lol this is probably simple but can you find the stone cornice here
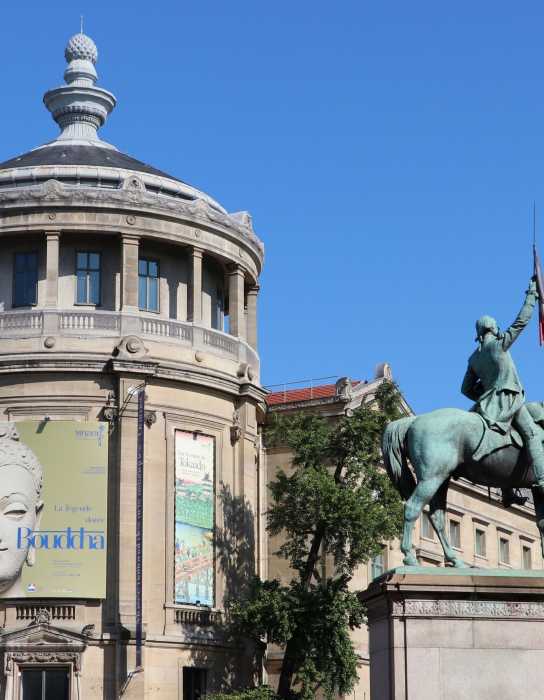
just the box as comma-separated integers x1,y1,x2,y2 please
0,178,264,266
0,353,263,399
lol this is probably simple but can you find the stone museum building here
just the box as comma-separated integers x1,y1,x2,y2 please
0,29,542,700
0,31,265,700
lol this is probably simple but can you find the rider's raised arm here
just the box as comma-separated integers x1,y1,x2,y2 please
501,278,538,350
461,365,483,401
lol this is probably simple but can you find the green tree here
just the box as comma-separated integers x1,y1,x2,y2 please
229,380,404,700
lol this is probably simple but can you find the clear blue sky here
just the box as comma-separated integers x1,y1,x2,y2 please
3,1,544,413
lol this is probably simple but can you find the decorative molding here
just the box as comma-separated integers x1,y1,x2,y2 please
392,598,544,619
32,608,51,626
5,405,92,421
144,410,157,428
230,408,242,445
0,179,264,255
5,651,81,673
16,604,76,622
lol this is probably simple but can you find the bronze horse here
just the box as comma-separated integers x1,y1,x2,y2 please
382,405,544,567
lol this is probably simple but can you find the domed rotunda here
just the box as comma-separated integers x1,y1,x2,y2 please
0,31,266,700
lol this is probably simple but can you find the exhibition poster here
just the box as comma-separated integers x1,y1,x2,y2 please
0,420,108,599
174,430,214,606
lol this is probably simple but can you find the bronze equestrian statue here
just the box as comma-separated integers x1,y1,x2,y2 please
383,278,544,567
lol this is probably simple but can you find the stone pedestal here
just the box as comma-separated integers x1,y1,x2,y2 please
361,567,544,700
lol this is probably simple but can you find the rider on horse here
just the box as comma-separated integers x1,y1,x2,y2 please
461,277,544,507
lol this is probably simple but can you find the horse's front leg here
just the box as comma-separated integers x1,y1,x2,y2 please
429,478,468,568
401,477,444,566
531,487,544,560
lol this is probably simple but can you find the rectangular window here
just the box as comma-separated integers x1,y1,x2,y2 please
138,258,159,312
449,519,461,549
371,549,386,579
175,430,214,606
522,544,532,570
421,511,434,540
13,252,38,307
499,537,510,564
21,668,70,700
183,668,207,700
76,251,101,304
475,528,486,557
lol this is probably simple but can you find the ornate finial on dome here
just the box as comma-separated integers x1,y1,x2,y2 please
42,31,117,148
65,32,98,66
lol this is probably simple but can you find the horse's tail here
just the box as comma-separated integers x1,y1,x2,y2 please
382,416,417,500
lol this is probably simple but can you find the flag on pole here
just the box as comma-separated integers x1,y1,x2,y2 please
533,244,544,345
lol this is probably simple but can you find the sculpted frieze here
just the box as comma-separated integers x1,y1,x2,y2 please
0,179,264,255
392,598,544,619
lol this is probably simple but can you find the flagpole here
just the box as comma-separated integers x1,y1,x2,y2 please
534,200,536,249
532,203,544,346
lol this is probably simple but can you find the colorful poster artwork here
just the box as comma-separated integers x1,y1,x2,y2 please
174,431,214,606
0,420,108,599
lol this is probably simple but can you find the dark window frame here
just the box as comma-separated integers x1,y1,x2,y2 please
13,250,39,308
182,667,207,700
522,544,532,570
475,528,487,558
75,250,102,306
20,665,71,700
499,536,510,565
371,548,386,579
449,519,461,550
138,257,160,312
421,510,434,540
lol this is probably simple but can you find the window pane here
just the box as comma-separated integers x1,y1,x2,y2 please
44,669,69,700
22,670,43,698
475,529,486,557
523,546,532,569
77,251,88,269
89,270,101,304
148,260,158,277
449,520,460,549
77,271,87,304
371,551,385,579
88,253,100,270
183,668,207,700
138,259,148,276
28,252,38,271
14,271,25,306
138,275,147,310
500,538,510,564
15,253,26,272
421,511,434,539
148,277,159,311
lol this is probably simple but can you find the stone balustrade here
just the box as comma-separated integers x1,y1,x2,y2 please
0,308,259,374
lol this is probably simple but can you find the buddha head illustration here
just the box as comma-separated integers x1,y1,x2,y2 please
0,423,43,596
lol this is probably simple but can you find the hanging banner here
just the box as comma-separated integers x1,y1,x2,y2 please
174,430,214,606
0,420,108,599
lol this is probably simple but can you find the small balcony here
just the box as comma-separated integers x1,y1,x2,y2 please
0,308,259,377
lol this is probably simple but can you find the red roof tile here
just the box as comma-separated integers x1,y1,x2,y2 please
266,381,361,406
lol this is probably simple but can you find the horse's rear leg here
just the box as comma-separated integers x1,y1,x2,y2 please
401,476,443,566
429,478,468,568
532,487,544,559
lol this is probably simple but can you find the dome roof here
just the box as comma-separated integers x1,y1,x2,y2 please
0,143,185,184
0,30,231,213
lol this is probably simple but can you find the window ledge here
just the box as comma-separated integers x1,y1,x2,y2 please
420,535,436,544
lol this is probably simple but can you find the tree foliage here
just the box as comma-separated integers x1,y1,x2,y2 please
206,686,279,700
229,380,404,700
